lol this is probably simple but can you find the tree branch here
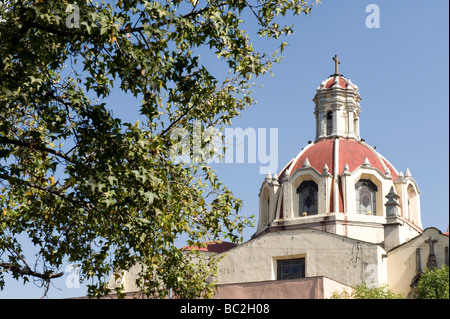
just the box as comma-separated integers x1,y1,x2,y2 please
0,136,79,165
120,1,230,34
0,262,64,281
158,103,197,138
1,247,64,281
27,21,83,38
0,173,91,208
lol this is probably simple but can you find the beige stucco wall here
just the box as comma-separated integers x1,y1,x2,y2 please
387,227,449,297
107,263,142,293
259,213,388,245
216,228,387,288
322,276,354,298
106,227,446,299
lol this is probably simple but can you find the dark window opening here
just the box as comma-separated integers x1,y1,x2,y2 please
326,111,333,136
355,179,377,215
297,181,318,216
277,258,306,280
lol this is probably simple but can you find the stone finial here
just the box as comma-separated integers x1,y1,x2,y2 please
347,79,354,89
385,186,401,217
323,163,329,175
332,75,341,88
343,163,350,175
405,168,412,178
302,157,311,168
317,81,326,91
265,171,272,181
272,173,278,181
397,171,405,183
362,157,371,167
385,167,391,177
282,169,290,181
385,186,400,203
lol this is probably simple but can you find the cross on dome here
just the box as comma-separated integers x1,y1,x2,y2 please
332,54,341,75
314,55,361,142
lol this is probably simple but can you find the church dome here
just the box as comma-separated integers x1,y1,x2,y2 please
255,55,422,244
318,74,358,90
279,139,399,182
273,138,400,216
315,55,359,91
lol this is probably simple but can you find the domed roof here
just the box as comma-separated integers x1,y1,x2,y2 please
279,139,399,181
255,56,423,242
317,74,358,91
316,55,359,91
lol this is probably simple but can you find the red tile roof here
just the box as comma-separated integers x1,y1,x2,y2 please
325,77,348,89
339,139,399,181
182,241,237,254
284,139,398,181
275,138,400,215
291,139,335,175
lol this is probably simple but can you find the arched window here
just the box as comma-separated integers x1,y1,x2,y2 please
407,184,418,222
355,179,377,215
326,111,333,136
297,181,318,216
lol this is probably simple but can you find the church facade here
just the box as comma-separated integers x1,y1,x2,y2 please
212,56,449,298
107,57,449,299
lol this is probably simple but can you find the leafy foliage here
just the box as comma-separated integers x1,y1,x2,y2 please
330,283,405,299
416,266,449,299
0,0,316,298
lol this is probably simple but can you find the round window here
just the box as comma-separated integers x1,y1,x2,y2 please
361,194,370,207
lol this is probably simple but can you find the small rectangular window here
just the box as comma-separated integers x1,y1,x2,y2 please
277,258,305,280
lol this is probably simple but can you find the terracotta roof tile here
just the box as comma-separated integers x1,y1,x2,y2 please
182,241,237,253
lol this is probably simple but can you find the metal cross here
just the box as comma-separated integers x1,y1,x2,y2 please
332,54,341,75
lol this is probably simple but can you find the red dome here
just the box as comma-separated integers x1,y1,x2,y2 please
277,139,399,214
279,139,399,181
325,77,348,89
320,75,357,90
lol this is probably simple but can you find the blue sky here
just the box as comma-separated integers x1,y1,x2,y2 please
1,0,448,298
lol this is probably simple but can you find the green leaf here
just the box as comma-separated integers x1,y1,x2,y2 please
0,0,311,299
